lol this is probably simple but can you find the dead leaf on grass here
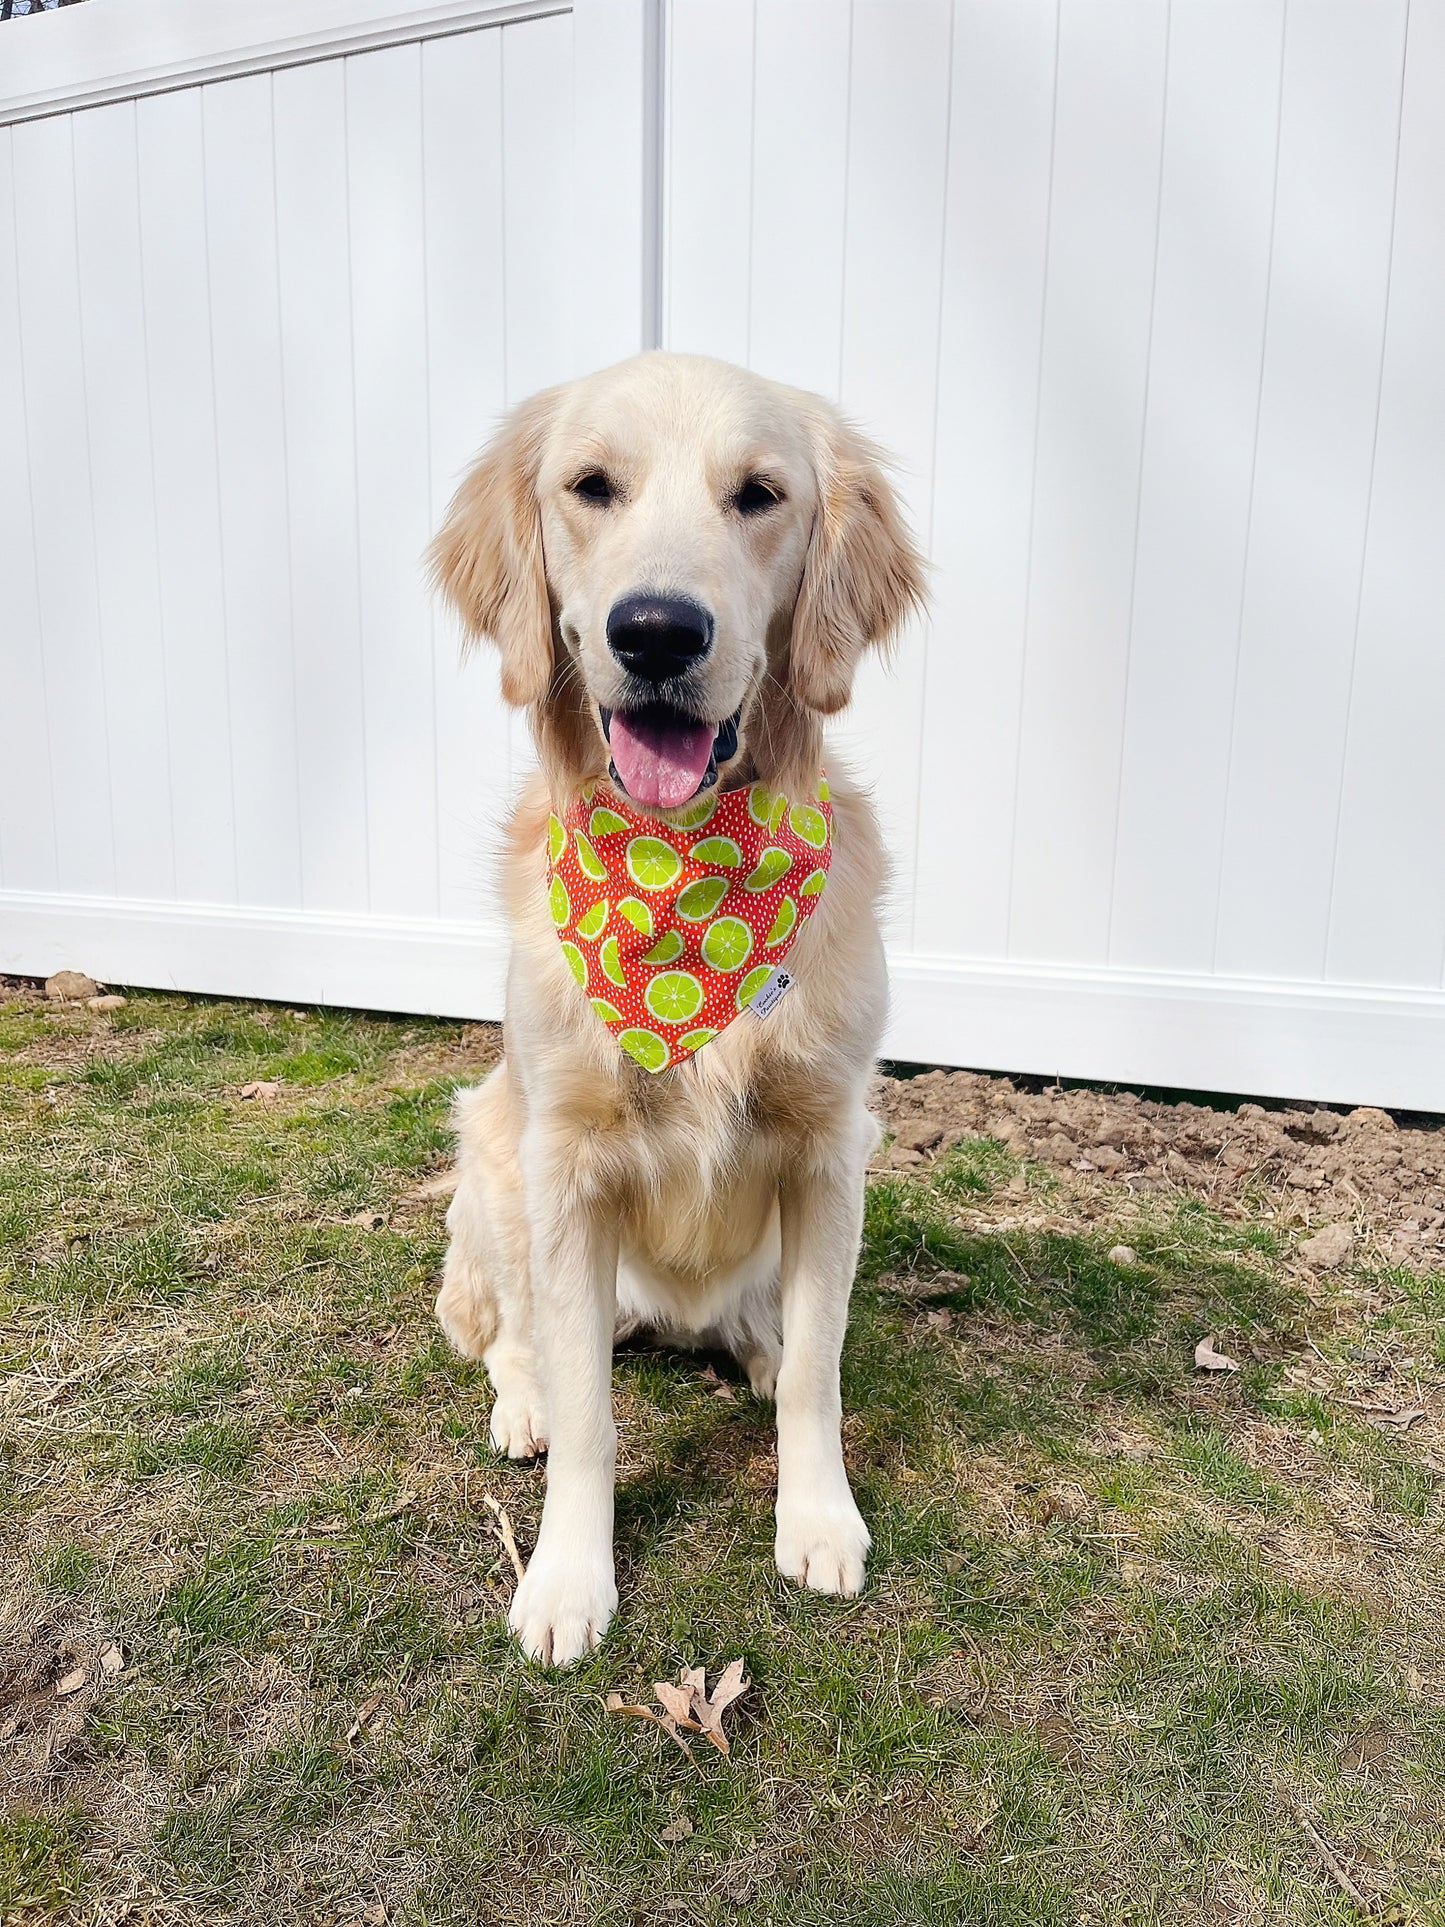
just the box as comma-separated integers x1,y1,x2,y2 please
350,1209,389,1231
240,1080,281,1101
604,1694,697,1763
55,1666,88,1697
659,1815,694,1843
98,1641,124,1677
1194,1335,1240,1373
1345,1402,1426,1430
606,1659,751,1761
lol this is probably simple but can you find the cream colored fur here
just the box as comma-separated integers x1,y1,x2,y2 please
429,353,925,1664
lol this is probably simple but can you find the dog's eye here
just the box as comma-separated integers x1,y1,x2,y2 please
734,477,783,516
571,470,614,504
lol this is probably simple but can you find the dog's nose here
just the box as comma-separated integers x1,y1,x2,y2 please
606,594,714,683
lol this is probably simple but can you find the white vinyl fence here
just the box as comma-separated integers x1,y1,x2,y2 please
2,0,1442,1110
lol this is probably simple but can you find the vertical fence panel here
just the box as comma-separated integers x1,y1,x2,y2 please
500,13,582,402
274,57,371,915
1108,0,1284,973
746,0,852,399
347,42,439,919
914,0,1057,961
1005,0,1169,964
10,112,114,898
203,73,304,910
662,0,755,366
135,86,236,907
0,125,58,894
1214,0,1408,980
72,100,174,902
1326,0,1445,992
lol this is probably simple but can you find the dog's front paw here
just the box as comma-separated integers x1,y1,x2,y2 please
775,1491,870,1596
489,1386,549,1460
509,1548,617,1666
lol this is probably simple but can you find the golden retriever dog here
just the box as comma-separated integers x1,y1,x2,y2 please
429,352,924,1664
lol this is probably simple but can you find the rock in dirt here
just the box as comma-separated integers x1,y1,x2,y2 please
87,993,127,1012
45,970,98,1002
1346,1106,1397,1133
893,1119,945,1154
1107,1245,1139,1267
1298,1223,1354,1270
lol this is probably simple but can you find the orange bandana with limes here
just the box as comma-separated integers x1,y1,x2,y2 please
547,775,832,1072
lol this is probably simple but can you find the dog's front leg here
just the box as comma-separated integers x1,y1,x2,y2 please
507,1157,619,1665
774,1125,872,1596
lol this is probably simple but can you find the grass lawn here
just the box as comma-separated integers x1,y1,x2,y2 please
1,987,1442,1925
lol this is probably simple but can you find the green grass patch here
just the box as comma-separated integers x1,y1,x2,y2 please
1,989,1440,1925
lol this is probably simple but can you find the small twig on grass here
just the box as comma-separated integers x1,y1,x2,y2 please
1292,1802,1375,1914
483,1495,526,1582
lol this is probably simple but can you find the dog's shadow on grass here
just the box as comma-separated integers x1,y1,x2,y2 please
602,1208,1301,1571
609,1339,772,1562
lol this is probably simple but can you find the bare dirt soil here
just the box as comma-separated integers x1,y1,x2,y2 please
875,1065,1445,1272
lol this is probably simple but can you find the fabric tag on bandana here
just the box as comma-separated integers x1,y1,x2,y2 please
745,965,795,1020
546,773,832,1072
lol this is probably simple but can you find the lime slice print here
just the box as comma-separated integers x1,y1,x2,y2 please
617,897,654,937
547,814,566,864
641,930,685,966
765,896,798,947
736,964,773,1012
619,1027,669,1072
800,869,827,898
768,795,788,835
590,997,623,1023
599,936,627,987
626,836,682,892
574,831,607,881
549,875,570,927
576,899,609,940
676,1027,718,1054
581,780,597,804
671,793,717,830
589,805,629,837
747,785,776,827
691,835,742,869
559,941,587,988
644,971,705,1024
676,875,729,922
743,847,792,892
701,916,753,972
789,803,828,849
818,776,830,802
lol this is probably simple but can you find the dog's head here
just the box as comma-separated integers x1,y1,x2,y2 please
430,353,925,811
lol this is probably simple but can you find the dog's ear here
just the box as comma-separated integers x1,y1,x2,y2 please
789,413,927,714
428,389,558,708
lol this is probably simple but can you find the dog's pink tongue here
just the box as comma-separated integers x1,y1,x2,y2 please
609,709,714,809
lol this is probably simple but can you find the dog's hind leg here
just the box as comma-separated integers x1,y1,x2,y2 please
435,1064,550,1459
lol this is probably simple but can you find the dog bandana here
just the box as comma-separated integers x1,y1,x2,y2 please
547,774,833,1071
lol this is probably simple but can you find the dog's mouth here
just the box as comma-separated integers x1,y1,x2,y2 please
599,702,742,811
